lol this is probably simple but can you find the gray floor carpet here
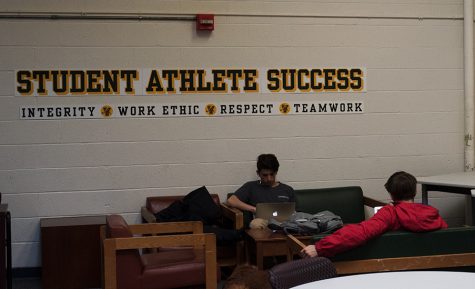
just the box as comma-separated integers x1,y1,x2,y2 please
12,278,41,289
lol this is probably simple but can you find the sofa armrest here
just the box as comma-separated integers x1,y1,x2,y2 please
141,206,157,223
220,203,244,230
363,196,387,208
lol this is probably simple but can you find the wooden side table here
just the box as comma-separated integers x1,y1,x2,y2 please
245,228,312,270
40,215,106,289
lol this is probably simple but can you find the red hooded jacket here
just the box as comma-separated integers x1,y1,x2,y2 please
315,202,448,257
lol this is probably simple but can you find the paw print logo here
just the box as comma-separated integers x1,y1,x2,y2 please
279,102,291,114
101,105,113,117
205,104,217,116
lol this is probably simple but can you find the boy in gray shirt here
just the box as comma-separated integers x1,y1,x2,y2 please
227,154,294,227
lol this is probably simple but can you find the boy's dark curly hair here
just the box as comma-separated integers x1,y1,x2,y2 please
257,154,279,173
384,171,417,201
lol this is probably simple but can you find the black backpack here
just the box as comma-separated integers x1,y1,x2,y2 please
268,211,343,235
155,186,221,225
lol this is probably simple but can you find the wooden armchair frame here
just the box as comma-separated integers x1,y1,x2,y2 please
219,203,244,230
141,200,244,267
287,197,475,275
102,221,217,289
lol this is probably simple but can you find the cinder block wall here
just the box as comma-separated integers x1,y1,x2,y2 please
0,0,466,268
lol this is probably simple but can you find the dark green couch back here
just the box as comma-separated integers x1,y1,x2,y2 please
228,186,365,227
312,226,475,261
295,186,365,224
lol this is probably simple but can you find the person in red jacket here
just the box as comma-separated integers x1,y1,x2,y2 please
301,171,448,258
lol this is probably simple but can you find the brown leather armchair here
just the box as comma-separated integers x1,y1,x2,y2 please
102,214,218,289
141,194,244,268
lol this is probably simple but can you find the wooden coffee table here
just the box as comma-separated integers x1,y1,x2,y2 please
245,228,313,270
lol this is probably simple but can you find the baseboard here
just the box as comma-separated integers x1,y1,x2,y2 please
12,267,41,278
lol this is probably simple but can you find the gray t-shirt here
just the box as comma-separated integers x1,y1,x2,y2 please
233,180,295,206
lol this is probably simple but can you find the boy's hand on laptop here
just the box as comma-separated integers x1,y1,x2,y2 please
301,245,318,258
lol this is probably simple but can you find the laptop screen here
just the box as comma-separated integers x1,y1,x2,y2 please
255,202,296,222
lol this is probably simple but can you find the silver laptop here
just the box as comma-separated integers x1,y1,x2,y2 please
255,202,296,222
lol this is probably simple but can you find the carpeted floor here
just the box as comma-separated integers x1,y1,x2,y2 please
12,278,41,289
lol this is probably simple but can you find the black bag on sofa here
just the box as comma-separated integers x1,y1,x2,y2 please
183,186,221,225
155,186,242,245
154,200,188,222
155,186,221,225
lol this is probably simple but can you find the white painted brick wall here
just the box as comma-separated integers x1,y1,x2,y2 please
0,0,468,267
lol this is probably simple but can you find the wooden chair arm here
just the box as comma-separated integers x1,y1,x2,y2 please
363,196,388,208
141,206,157,223
105,233,213,250
103,233,217,289
220,203,244,230
128,221,203,235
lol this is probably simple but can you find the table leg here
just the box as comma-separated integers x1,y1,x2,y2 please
422,184,428,205
5,212,11,289
256,242,264,270
286,248,292,262
468,191,475,226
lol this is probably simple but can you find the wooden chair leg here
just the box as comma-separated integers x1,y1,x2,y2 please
205,234,217,289
103,239,117,289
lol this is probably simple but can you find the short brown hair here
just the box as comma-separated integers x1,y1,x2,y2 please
223,265,271,289
257,154,280,173
384,171,417,201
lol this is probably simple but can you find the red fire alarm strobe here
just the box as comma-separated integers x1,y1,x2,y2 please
196,14,214,31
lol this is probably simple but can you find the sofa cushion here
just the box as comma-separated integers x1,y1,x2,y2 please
141,255,206,289
141,248,202,270
295,186,365,224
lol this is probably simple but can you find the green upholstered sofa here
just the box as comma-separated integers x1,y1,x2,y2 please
295,186,371,224
287,186,475,274
241,186,373,228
